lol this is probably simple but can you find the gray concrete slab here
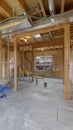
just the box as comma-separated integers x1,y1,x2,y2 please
0,78,73,130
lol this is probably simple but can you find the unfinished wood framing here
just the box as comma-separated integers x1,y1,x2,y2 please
31,47,34,81
63,43,64,85
64,23,70,100
14,36,18,92
7,36,10,81
19,21,69,38
18,0,28,12
22,51,24,76
61,0,65,13
18,21,70,100
38,0,46,17
0,0,72,104
0,0,12,17
0,40,2,79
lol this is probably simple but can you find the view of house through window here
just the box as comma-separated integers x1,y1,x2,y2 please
35,55,53,70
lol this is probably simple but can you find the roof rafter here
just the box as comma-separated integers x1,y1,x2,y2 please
0,13,5,21
61,0,65,13
38,0,46,17
18,0,28,12
0,0,12,17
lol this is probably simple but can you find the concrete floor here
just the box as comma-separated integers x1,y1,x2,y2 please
0,78,73,130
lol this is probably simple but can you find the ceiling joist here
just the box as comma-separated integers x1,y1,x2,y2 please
61,0,65,13
38,0,46,17
0,0,12,17
0,13,5,21
18,0,28,12
32,38,64,49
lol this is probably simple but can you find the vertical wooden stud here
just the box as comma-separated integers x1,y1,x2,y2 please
31,47,34,81
64,23,70,100
7,36,10,81
0,40,2,79
14,36,18,91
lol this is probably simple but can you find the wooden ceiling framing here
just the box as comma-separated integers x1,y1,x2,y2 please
0,1,71,100
0,0,73,20
0,0,73,50
38,0,46,17
61,0,65,13
0,0,12,17
18,0,28,12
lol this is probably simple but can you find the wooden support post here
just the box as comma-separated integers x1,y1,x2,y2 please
5,47,7,79
63,44,64,85
0,40,2,79
32,47,34,81
64,23,70,100
22,51,24,76
7,36,10,81
14,36,18,92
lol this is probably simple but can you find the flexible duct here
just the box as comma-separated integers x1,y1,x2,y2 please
48,0,55,16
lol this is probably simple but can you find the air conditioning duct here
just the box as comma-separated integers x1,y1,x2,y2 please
48,0,55,16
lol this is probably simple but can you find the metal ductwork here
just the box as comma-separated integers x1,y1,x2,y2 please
48,0,55,16
0,15,32,37
0,9,73,38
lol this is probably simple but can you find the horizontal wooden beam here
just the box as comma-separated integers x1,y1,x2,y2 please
0,0,12,17
32,38,64,49
17,38,64,49
19,21,69,38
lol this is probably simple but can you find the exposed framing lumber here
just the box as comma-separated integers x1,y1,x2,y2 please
0,40,2,79
14,36,18,92
61,0,65,13
0,13,5,21
18,0,28,12
19,21,69,38
38,0,46,17
18,37,64,49
0,0,12,17
7,36,10,81
64,23,70,100
63,44,64,85
32,38,64,49
30,9,42,16
31,47,34,81
22,51,24,76
17,20,70,100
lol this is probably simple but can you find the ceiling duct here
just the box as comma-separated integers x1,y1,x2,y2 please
0,15,32,35
0,9,73,38
48,0,55,16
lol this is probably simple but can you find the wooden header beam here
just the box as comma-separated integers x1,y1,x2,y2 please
17,37,64,49
19,21,69,38
32,38,64,49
